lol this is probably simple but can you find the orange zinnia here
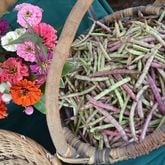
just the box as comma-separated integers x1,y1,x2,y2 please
10,79,42,106
0,102,8,119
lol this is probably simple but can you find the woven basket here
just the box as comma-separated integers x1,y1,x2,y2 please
0,129,61,165
45,0,165,164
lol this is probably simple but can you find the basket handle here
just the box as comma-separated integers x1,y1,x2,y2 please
0,0,18,16
45,0,94,158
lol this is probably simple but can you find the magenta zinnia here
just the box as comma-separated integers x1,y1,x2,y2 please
30,51,53,85
0,19,9,36
0,57,29,84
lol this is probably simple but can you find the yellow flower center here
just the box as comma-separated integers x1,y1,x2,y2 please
20,88,29,96
24,11,32,17
9,66,17,74
26,46,33,53
42,62,48,69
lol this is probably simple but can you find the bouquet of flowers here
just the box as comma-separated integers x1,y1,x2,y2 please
0,3,73,118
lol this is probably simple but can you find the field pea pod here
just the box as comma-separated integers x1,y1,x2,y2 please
60,13,165,149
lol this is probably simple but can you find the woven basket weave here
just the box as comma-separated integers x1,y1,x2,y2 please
0,129,61,165
45,0,165,164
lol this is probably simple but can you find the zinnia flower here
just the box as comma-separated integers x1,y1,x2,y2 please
1,28,25,52
15,3,29,11
0,102,7,119
24,106,34,115
10,79,42,106
33,23,57,49
0,57,29,84
0,95,8,119
30,51,53,85
15,3,43,28
15,28,26,36
0,19,9,36
0,82,12,103
1,31,18,51
17,41,36,62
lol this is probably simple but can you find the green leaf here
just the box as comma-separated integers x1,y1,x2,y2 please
62,61,77,77
38,41,47,56
24,18,35,33
6,32,42,45
34,95,46,114
60,78,65,88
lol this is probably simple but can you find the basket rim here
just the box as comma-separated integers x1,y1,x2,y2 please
45,1,165,164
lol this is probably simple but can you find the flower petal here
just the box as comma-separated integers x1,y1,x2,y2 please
24,106,34,115
1,31,18,52
2,94,12,103
0,83,5,93
15,28,26,37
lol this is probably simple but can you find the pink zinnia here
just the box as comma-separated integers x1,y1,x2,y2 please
15,3,43,28
33,23,57,49
24,106,34,115
0,57,29,84
17,41,36,62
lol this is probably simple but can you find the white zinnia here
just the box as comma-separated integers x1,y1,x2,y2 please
1,31,19,52
1,28,26,52
0,82,12,103
1,94,12,103
15,28,26,36
0,82,11,93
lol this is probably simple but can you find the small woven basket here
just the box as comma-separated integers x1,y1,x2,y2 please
0,129,61,165
45,0,165,164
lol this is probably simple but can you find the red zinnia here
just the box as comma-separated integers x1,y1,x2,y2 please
10,79,42,106
0,57,29,84
33,22,57,49
0,99,7,119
